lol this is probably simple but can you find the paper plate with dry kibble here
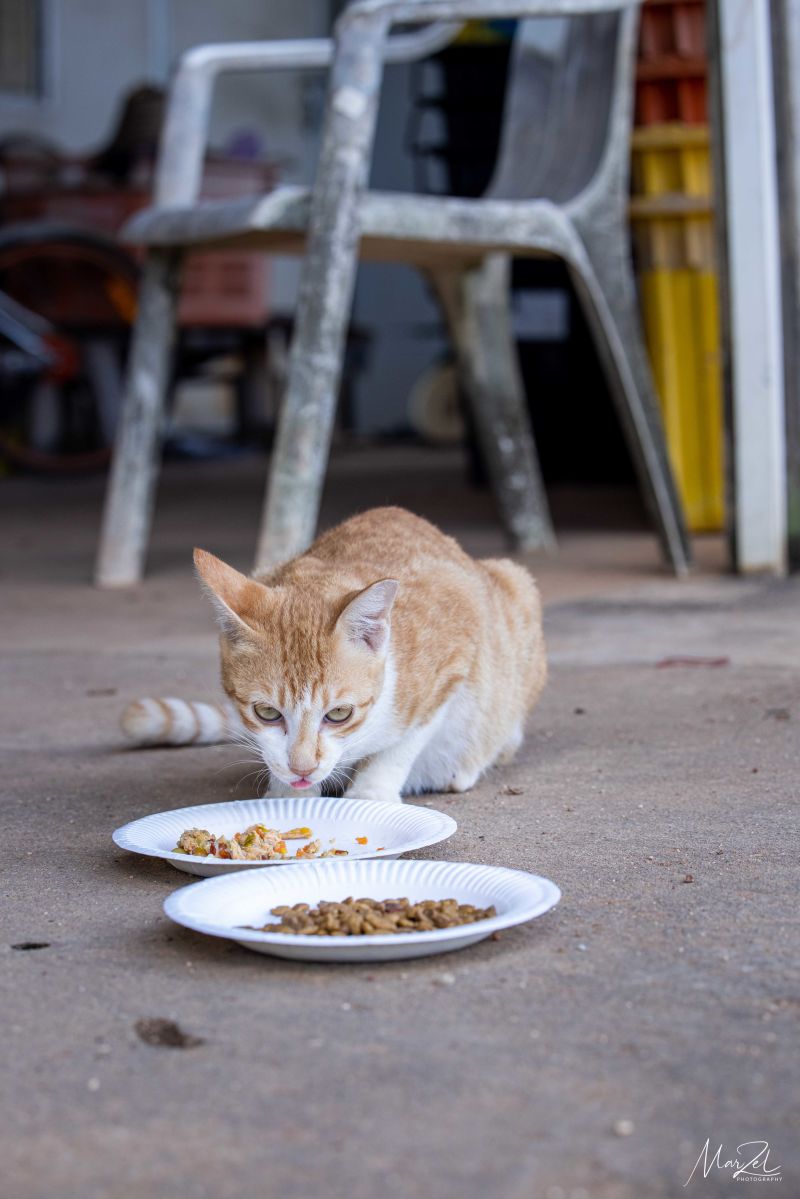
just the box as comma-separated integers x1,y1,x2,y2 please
113,796,456,877
163,858,561,962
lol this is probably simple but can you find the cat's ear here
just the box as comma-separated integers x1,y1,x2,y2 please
193,548,266,640
337,578,398,653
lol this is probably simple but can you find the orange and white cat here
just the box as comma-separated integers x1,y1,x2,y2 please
122,507,546,803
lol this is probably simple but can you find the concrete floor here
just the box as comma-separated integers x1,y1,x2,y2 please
1,447,797,1199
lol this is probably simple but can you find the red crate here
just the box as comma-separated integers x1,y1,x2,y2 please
675,77,707,123
0,187,148,233
674,4,705,57
640,6,675,58
177,252,270,328
636,76,707,125
639,1,706,61
636,0,707,125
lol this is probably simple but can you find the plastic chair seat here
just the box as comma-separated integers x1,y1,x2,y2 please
123,186,577,265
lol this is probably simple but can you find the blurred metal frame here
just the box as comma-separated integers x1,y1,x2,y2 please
153,23,461,209
771,0,800,568
709,0,787,575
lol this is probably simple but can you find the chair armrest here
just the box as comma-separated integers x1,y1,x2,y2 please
154,23,460,207
341,0,638,24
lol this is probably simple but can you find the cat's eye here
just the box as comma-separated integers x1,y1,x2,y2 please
253,703,282,723
324,705,353,724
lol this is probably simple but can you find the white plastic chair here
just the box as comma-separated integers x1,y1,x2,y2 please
95,0,689,585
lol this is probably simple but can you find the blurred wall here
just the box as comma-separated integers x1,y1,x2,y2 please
0,0,329,153
0,0,330,306
0,0,446,430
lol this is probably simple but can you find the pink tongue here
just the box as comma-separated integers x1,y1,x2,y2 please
291,778,312,789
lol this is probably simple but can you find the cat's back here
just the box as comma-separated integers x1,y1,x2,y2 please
268,507,474,588
308,507,472,577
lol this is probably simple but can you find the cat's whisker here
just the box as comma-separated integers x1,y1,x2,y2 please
324,763,355,796
227,735,261,755
233,767,269,791
211,757,260,776
253,768,272,797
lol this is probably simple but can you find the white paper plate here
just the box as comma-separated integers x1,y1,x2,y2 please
113,796,457,876
163,858,561,962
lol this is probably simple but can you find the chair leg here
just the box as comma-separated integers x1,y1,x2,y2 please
252,14,388,576
569,228,692,575
429,255,556,552
94,250,182,587
252,300,350,575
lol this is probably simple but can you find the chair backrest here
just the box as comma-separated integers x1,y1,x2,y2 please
486,7,637,205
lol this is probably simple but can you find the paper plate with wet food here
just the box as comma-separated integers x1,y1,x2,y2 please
113,796,457,877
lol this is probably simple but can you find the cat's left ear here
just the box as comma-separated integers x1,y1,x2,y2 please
337,578,398,653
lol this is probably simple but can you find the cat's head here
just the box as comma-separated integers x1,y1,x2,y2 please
194,549,398,792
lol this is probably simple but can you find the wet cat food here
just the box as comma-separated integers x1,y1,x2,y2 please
174,824,349,862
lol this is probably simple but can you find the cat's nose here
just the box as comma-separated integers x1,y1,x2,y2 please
289,754,319,777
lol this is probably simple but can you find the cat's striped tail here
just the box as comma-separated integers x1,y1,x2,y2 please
121,697,232,747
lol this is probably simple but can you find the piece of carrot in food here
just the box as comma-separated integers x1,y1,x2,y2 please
355,836,368,845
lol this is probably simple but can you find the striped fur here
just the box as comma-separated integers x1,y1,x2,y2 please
120,697,230,747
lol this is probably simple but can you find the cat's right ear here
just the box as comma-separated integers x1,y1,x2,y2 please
193,548,265,641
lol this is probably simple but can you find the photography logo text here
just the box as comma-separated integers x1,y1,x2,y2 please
684,1140,782,1186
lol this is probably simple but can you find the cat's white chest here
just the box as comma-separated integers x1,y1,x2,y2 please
340,656,476,796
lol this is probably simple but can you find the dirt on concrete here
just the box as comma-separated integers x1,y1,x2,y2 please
1,449,797,1199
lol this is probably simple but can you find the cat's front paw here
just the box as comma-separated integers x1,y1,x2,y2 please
345,785,404,805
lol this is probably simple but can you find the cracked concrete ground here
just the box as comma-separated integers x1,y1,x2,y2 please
1,448,797,1199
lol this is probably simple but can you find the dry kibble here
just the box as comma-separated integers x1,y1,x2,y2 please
245,897,497,937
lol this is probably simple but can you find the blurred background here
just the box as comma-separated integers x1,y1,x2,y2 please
0,0,795,588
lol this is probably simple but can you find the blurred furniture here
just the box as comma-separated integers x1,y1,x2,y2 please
629,0,723,534
0,118,285,453
95,0,690,586
408,25,514,197
0,223,139,473
631,125,722,532
636,0,707,124
408,28,633,494
0,139,277,330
